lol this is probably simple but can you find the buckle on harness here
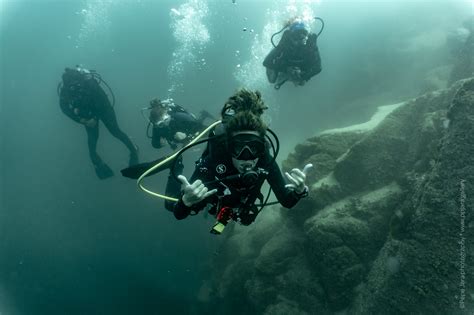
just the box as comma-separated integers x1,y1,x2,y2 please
210,206,233,235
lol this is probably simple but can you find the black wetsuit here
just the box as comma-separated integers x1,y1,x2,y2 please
152,110,205,150
263,30,322,84
172,130,304,225
59,77,137,176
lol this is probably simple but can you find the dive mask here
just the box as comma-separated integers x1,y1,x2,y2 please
155,113,171,127
229,131,265,160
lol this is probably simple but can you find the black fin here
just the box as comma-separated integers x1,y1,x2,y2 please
120,156,173,179
95,163,114,180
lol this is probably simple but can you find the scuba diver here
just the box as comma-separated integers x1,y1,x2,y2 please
121,90,312,234
58,66,139,179
263,18,323,90
134,97,215,210
145,97,214,150
122,98,212,181
174,89,312,234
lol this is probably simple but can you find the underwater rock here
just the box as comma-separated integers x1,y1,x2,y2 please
449,23,474,84
200,78,474,314
352,77,474,315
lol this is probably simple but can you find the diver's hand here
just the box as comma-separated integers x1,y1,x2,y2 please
178,175,218,207
288,66,302,79
174,132,187,141
285,163,313,194
159,137,167,147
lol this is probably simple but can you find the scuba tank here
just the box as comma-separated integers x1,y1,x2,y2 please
270,17,325,48
57,66,116,107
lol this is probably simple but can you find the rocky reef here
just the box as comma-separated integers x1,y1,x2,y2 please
196,77,474,314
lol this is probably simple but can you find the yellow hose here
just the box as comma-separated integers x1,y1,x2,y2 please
137,120,222,201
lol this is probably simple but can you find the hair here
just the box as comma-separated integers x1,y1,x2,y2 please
221,89,268,119
222,89,268,137
150,97,164,108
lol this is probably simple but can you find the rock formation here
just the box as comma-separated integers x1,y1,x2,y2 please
197,78,474,314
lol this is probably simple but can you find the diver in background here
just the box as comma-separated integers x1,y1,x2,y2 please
263,19,323,89
122,98,214,181
121,98,214,211
147,97,213,150
59,67,139,179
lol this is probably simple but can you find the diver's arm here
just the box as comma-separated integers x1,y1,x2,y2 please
266,159,303,208
173,198,204,220
263,48,285,70
89,79,112,108
264,32,291,70
172,112,200,141
302,52,321,81
301,34,322,81
151,127,165,149
264,30,293,69
263,48,278,68
59,95,82,123
173,168,217,220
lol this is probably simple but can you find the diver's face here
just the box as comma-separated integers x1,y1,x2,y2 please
232,157,259,174
150,108,169,126
156,113,171,127
291,30,308,46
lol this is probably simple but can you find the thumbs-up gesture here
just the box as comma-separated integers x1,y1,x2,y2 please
177,175,218,207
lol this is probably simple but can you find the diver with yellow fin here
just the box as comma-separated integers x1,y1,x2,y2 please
123,89,311,234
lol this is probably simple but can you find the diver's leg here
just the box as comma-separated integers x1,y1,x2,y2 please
86,125,101,165
164,156,184,212
266,68,278,84
100,105,139,166
274,72,290,89
86,125,114,179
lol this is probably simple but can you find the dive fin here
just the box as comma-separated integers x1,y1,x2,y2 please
94,162,114,180
120,156,173,179
199,110,216,122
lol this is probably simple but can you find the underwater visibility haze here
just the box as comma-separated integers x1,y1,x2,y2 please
1,0,473,314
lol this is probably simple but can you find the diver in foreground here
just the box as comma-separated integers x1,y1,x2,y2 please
58,66,139,179
263,18,323,89
173,89,312,234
